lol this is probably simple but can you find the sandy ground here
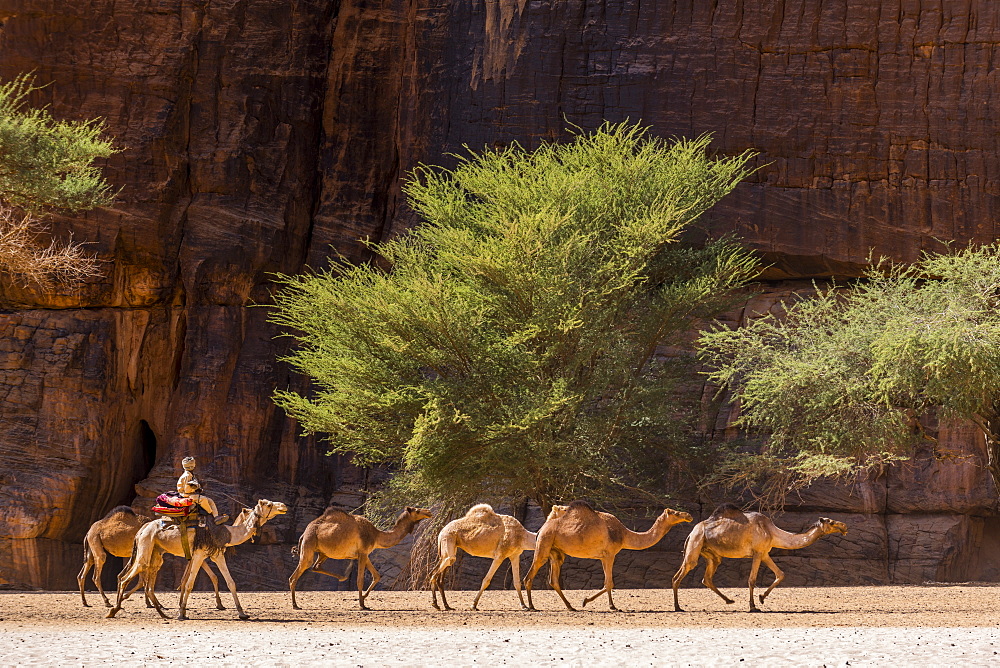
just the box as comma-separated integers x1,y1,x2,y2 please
1,586,999,665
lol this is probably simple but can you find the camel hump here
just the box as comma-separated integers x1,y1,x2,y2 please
708,503,747,521
321,506,350,518
567,500,595,513
102,505,137,520
466,503,495,516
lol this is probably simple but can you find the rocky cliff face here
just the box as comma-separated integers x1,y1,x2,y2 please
1,0,999,591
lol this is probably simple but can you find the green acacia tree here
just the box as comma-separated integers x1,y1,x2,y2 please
0,74,117,287
272,122,758,513
699,243,1000,501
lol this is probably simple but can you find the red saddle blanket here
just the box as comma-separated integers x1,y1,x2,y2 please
153,493,196,517
152,505,193,517
156,493,195,508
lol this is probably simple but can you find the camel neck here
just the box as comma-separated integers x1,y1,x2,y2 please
375,514,417,548
770,524,825,550
622,514,676,551
225,508,261,547
520,530,537,551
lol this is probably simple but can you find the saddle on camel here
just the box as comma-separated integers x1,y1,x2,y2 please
151,456,229,559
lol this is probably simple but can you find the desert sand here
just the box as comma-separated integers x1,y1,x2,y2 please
2,586,999,665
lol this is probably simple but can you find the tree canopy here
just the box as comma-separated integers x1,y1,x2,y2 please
272,122,758,513
699,243,1000,501
0,74,117,287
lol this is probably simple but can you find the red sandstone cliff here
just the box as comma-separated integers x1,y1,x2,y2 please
1,0,999,590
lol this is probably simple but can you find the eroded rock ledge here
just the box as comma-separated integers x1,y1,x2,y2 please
2,1,999,590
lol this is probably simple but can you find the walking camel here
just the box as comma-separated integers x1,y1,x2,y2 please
429,503,568,611
671,503,848,612
78,505,224,609
107,498,288,620
289,506,432,610
523,500,693,611
121,506,260,611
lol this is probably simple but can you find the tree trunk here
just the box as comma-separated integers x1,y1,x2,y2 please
979,412,1000,495
986,434,1000,494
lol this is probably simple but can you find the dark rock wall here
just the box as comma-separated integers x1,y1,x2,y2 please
1,0,999,590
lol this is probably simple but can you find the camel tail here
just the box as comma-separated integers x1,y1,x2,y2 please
680,524,706,563
292,530,308,559
118,538,139,580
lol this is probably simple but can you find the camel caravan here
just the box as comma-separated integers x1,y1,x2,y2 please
83,456,848,620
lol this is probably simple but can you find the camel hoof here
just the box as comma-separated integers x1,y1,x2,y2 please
748,607,760,613
238,613,250,620
724,599,735,605
216,605,226,611
609,606,619,612
105,608,119,619
81,602,90,608
580,598,588,608
674,607,684,612
292,604,301,610
758,595,766,604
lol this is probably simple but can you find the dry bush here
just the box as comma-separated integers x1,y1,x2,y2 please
0,205,99,289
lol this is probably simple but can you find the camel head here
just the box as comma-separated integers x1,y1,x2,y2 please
403,506,433,523
547,504,569,520
817,517,848,535
249,499,289,527
660,508,694,524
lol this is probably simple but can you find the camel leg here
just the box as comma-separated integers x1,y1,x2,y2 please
353,556,368,609
139,551,168,613
90,550,112,608
701,553,734,605
672,530,706,612
429,554,456,611
523,535,555,611
288,547,315,610
200,562,225,610
582,555,617,611
309,555,351,580
430,534,457,611
359,554,381,607
471,556,504,611
510,554,527,610
747,554,762,612
176,552,207,621
108,550,151,619
210,553,249,620
522,557,542,611
758,553,784,605
77,544,95,607
547,552,576,612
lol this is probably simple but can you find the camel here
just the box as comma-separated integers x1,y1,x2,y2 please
77,505,225,609
107,498,288,620
671,503,848,612
523,500,693,611
429,503,567,611
288,506,432,610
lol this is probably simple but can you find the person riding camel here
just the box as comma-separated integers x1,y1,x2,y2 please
176,456,228,525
